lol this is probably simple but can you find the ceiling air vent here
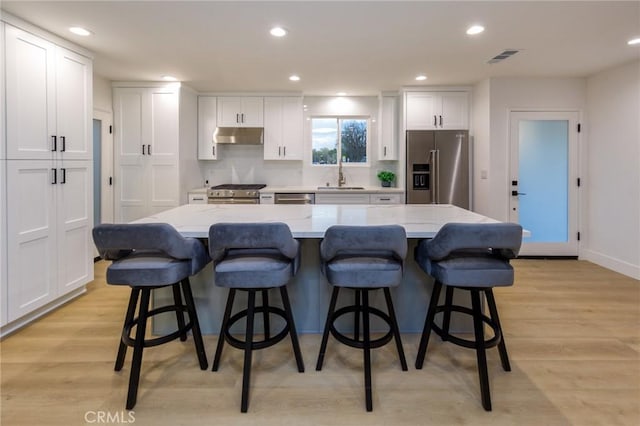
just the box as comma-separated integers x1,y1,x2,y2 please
487,49,519,64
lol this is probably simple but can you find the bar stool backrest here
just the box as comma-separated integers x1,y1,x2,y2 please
208,222,299,263
320,225,407,262
424,223,523,261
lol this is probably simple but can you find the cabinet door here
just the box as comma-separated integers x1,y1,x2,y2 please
315,193,370,204
440,92,469,129
56,47,92,160
0,160,6,326
57,160,93,294
5,25,56,160
7,160,58,321
217,97,243,126
405,92,438,130
281,97,303,159
240,97,264,127
263,97,283,160
379,96,398,160
113,88,147,222
188,192,207,204
148,89,180,213
198,96,218,160
370,193,403,204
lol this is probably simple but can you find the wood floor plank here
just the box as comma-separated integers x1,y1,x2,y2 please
1,259,639,425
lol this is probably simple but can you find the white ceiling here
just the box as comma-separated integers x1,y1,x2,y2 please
2,1,639,95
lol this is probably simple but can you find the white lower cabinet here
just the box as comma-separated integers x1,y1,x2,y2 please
316,192,403,205
370,193,403,204
188,192,207,204
6,160,92,322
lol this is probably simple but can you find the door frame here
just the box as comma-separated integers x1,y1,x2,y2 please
93,108,114,224
508,109,581,256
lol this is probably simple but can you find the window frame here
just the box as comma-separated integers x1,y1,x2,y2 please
310,115,370,167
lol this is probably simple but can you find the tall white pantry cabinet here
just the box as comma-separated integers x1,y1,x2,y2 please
113,83,201,222
1,17,94,334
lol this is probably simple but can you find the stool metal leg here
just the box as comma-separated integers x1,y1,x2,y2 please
172,284,187,342
262,289,271,340
181,279,208,370
354,289,361,341
362,290,373,412
471,289,492,411
485,289,511,372
126,287,150,410
316,286,340,371
115,288,139,371
279,286,305,372
383,288,407,371
213,288,236,371
441,286,454,342
241,290,256,413
415,281,443,369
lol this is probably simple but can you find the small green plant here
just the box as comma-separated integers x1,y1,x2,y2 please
377,170,396,182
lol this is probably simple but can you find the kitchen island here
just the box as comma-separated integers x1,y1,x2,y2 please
134,204,503,334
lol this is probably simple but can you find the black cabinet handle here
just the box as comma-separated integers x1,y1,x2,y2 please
279,146,281,156
212,145,216,156
236,113,240,123
142,145,145,155
51,136,57,152
109,176,113,186
433,115,437,126
147,144,151,155
384,146,387,156
283,146,286,157
61,168,66,184
439,115,443,126
60,136,66,152
51,168,57,184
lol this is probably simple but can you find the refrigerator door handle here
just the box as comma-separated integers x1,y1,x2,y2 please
435,149,440,203
429,150,437,203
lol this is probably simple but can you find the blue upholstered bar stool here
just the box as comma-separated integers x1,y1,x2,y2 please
414,222,523,411
92,223,210,410
316,225,408,412
208,222,305,413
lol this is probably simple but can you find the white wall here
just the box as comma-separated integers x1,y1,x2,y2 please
200,96,400,188
472,79,491,214
583,60,640,279
486,77,587,221
92,74,112,113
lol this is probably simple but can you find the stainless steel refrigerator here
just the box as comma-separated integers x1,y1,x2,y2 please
406,130,469,208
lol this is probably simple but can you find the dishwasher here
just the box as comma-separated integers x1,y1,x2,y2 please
274,193,315,204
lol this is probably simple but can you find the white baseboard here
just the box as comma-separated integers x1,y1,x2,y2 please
580,249,640,280
1,287,87,338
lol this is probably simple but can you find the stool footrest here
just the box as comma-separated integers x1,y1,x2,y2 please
122,304,193,348
432,304,502,349
329,305,394,349
224,306,290,351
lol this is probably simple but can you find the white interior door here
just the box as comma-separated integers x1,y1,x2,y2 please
509,111,580,256
94,109,114,224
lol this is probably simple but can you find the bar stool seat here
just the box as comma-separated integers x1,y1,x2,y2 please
93,223,210,410
316,225,408,412
414,222,522,411
208,222,305,413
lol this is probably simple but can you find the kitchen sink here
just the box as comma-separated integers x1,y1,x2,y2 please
317,186,365,190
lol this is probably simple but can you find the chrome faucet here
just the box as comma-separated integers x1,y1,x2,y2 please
338,157,346,187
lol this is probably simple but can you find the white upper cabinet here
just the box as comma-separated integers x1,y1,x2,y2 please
217,96,264,127
198,96,218,160
406,91,469,130
263,97,303,160
5,24,92,160
378,95,398,160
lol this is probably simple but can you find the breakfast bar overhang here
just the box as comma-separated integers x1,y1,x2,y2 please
133,203,513,334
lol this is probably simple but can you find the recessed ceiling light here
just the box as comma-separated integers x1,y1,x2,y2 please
270,27,287,37
415,75,427,81
336,92,347,96
466,25,485,35
69,27,91,36
162,75,178,81
289,75,300,81
628,38,640,45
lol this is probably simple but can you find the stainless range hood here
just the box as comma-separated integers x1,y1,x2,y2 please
213,127,263,145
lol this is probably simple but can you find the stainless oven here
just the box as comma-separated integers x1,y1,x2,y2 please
207,184,266,204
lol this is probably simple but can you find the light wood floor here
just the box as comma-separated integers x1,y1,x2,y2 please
1,260,638,425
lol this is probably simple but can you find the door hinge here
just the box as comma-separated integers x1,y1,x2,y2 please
577,231,581,241
577,177,581,187
577,123,581,133
109,125,113,134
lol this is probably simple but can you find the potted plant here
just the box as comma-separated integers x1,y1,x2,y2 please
377,170,396,187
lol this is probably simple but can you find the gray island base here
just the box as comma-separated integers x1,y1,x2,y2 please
134,204,502,334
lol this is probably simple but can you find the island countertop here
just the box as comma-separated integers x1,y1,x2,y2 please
134,203,500,238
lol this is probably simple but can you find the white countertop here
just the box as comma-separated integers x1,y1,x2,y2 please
133,203,500,238
262,185,404,194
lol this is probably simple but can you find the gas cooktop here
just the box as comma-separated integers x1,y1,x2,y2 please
210,184,266,190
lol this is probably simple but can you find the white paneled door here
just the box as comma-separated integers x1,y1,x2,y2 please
509,111,580,256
